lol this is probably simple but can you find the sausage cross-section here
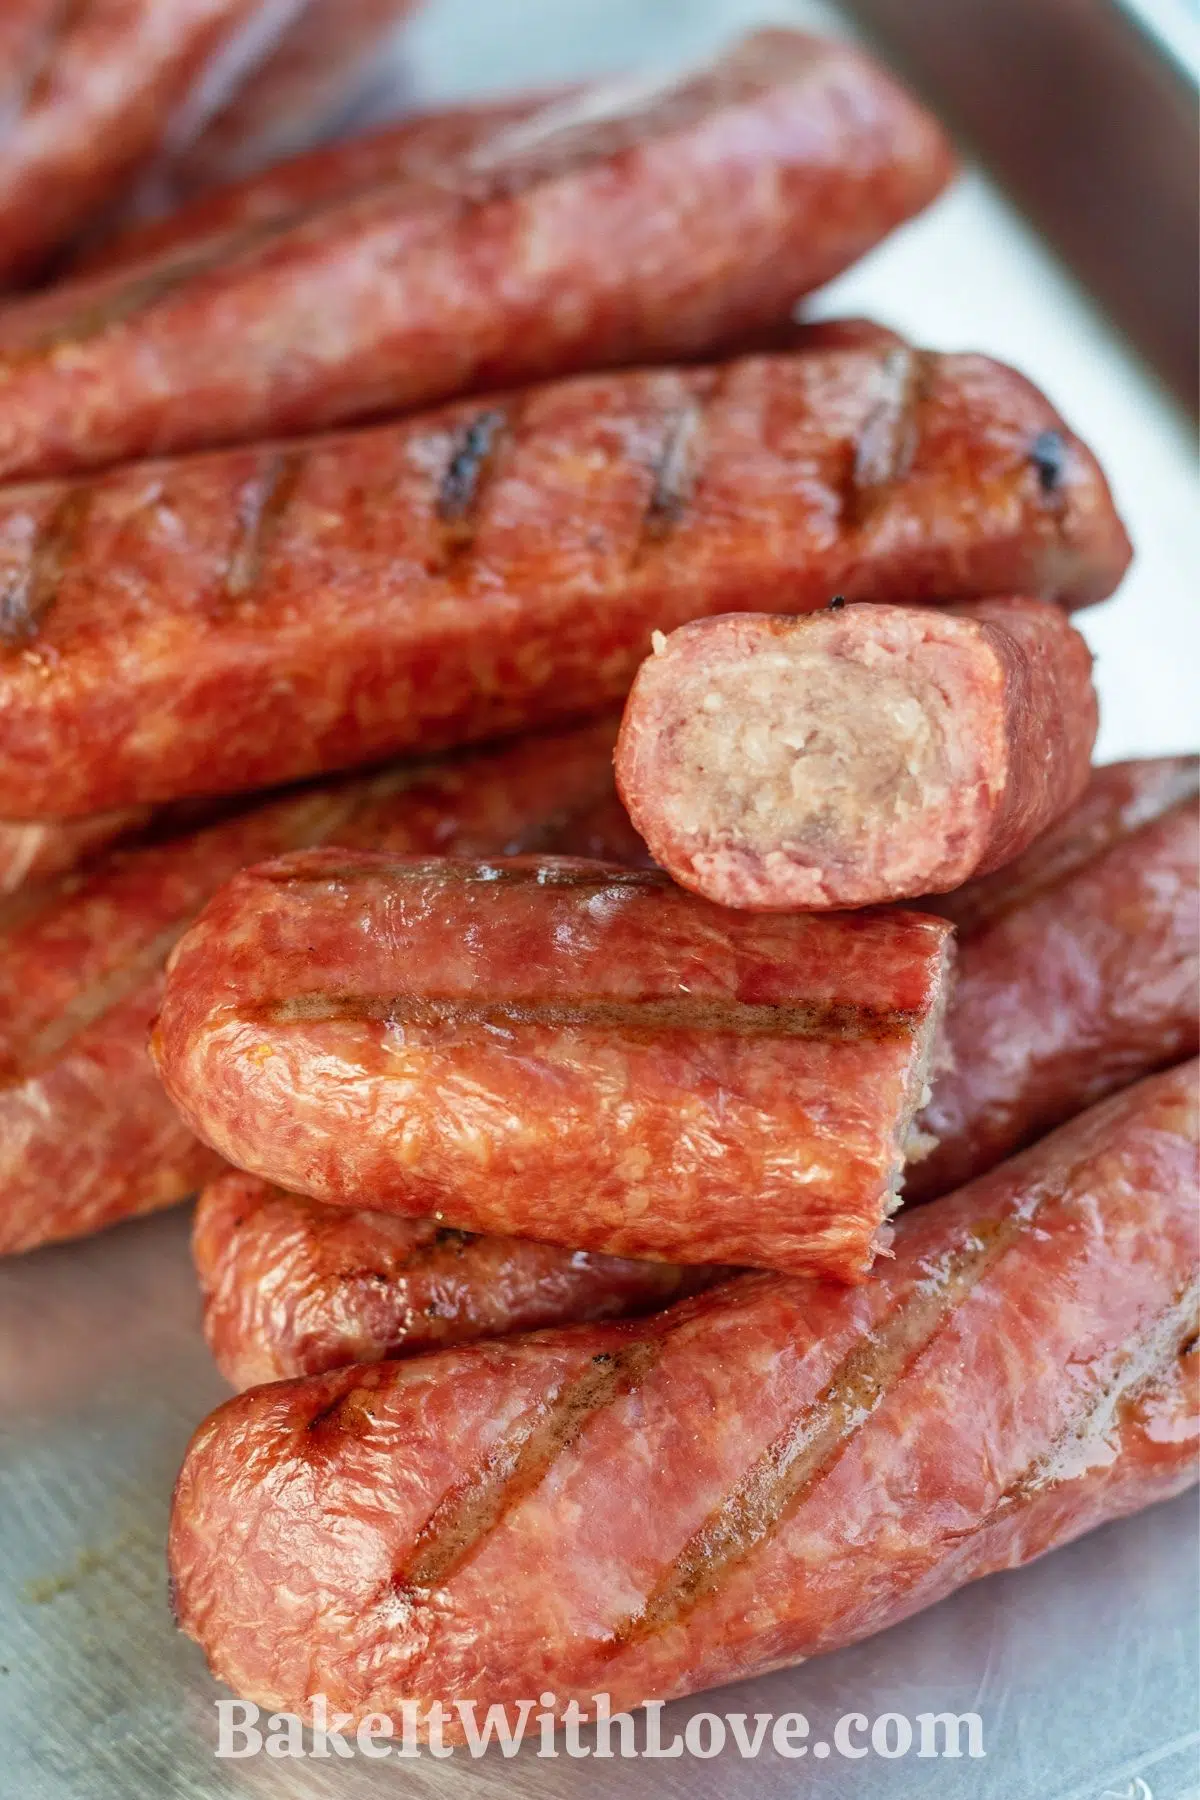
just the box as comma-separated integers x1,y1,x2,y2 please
0,344,1129,819
168,1062,1200,1735
614,597,1099,909
152,850,955,1281
0,28,954,481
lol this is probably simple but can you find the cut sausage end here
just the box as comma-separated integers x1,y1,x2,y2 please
617,607,1014,909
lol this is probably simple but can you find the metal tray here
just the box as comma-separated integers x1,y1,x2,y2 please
2,4,1197,1797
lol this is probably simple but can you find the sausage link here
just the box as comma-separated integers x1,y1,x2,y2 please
152,850,954,1280
0,345,1129,819
907,757,1200,1199
168,1062,1199,1735
73,87,556,279
0,28,953,480
194,1169,722,1390
0,0,304,284
0,719,641,1256
615,597,1099,909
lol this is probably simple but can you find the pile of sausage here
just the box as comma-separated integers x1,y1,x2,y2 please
2,19,1195,1744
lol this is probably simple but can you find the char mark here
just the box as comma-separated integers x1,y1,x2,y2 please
1030,429,1068,496
636,398,705,552
0,482,91,646
603,1208,1029,1651
223,449,306,600
250,989,922,1045
390,1337,662,1593
435,409,508,551
847,347,931,525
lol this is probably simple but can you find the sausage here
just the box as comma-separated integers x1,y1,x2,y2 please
152,851,954,1281
0,806,152,899
0,28,955,480
0,0,305,285
0,719,642,1256
73,87,555,279
194,1169,722,1390
614,597,1099,909
906,756,1200,1200
144,0,422,201
0,344,1130,820
167,1061,1200,1736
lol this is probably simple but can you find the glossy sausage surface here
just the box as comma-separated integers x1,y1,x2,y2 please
615,597,1098,908
0,344,1129,818
153,850,954,1280
168,1062,1200,1733
195,1169,719,1389
908,756,1200,1199
0,29,953,480
0,720,638,1255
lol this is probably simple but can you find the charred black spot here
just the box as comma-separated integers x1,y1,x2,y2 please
828,594,846,610
1030,429,1068,495
437,410,507,526
592,1352,613,1365
166,1571,181,1627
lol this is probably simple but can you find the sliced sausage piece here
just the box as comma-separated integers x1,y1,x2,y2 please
0,719,640,1256
168,1062,1199,1736
152,851,954,1281
615,598,1099,910
0,346,1129,820
907,757,1200,1199
194,1170,720,1389
0,28,955,480
0,0,303,285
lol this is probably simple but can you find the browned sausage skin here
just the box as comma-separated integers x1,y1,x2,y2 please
0,0,302,284
0,719,643,1257
0,29,954,481
615,597,1099,909
168,1062,1199,1736
153,850,954,1281
194,1170,721,1390
908,756,1200,1199
0,344,1128,820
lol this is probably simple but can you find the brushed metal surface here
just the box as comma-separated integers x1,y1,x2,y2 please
2,4,1198,1797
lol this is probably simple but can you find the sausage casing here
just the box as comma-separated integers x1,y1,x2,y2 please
152,851,954,1280
615,597,1099,908
194,1169,719,1390
0,344,1129,819
0,720,640,1255
168,1061,1200,1734
0,29,953,480
908,756,1200,1199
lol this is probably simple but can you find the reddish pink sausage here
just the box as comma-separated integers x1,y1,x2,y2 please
152,851,954,1281
908,756,1200,1199
0,720,642,1256
615,598,1099,909
0,29,954,481
0,344,1128,820
168,1062,1199,1736
0,0,300,284
194,1169,719,1390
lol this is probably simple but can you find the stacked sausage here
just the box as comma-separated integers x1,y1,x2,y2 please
1,22,1194,1742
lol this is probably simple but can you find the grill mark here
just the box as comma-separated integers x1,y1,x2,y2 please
982,1279,1200,1513
254,856,666,892
222,449,306,600
1029,429,1068,500
246,990,921,1045
632,395,706,559
390,1338,662,1594
846,347,931,526
435,409,509,557
0,482,91,645
602,1207,1032,1651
